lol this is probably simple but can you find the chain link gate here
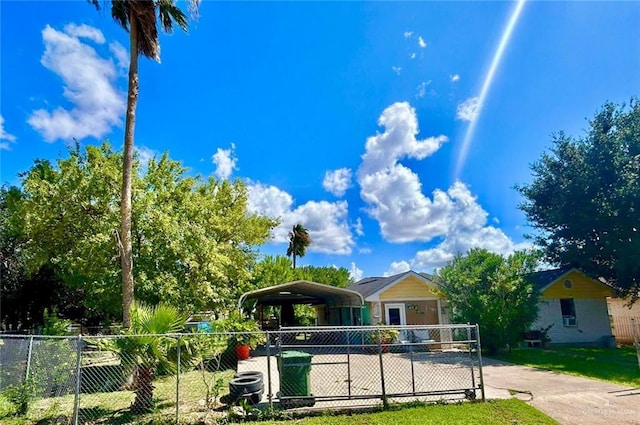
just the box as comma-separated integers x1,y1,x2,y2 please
249,324,484,409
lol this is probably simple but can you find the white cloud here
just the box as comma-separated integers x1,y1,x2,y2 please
358,247,372,254
63,23,105,44
247,182,354,254
358,102,447,179
450,74,460,83
391,66,402,75
323,167,352,197
0,116,17,150
403,31,413,38
28,24,126,142
415,81,431,99
109,41,129,71
418,36,427,48
384,261,411,277
410,52,416,60
349,262,364,282
356,103,526,269
456,96,479,122
212,143,238,180
354,217,364,236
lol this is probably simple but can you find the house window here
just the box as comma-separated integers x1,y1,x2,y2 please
563,279,573,289
560,298,577,327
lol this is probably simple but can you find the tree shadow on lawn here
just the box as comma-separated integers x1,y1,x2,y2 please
76,402,175,425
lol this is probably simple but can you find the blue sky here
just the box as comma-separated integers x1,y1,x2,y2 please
1,1,639,281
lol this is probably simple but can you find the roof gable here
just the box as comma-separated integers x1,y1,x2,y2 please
526,267,614,297
349,271,439,301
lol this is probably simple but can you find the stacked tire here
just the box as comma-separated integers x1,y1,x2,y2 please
228,371,264,405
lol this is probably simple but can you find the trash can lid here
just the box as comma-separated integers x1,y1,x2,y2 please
277,350,313,359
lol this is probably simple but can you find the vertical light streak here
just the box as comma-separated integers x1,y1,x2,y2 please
455,0,527,178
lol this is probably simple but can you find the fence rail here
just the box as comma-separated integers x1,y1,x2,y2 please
0,324,483,424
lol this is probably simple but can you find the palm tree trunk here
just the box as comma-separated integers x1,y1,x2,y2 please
292,253,296,270
132,365,154,412
121,10,139,329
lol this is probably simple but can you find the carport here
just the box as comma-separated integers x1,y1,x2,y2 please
239,280,364,329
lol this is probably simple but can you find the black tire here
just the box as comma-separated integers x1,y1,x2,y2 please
229,376,263,396
250,392,262,405
233,371,264,382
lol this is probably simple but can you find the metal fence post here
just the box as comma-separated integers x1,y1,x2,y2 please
72,335,82,425
377,328,387,407
466,325,476,392
24,335,34,382
475,324,486,402
266,331,273,408
176,335,181,424
346,329,352,398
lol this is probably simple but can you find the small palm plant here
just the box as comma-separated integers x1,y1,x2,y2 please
98,302,187,412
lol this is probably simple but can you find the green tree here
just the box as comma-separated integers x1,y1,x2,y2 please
516,100,640,300
437,248,540,355
10,143,277,320
250,255,352,288
294,265,352,288
286,224,311,269
89,0,201,328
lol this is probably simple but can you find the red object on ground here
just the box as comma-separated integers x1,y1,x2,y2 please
236,344,251,360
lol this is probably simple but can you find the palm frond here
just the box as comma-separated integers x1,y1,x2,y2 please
157,0,188,33
110,0,130,31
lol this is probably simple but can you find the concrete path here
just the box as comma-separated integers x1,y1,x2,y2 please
482,358,640,425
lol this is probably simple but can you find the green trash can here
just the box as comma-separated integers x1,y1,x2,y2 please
277,350,313,398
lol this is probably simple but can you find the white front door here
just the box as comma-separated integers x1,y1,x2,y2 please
384,303,406,326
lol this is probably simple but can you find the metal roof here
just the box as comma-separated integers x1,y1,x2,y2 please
238,280,364,308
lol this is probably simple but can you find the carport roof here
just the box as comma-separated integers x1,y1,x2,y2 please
238,280,364,308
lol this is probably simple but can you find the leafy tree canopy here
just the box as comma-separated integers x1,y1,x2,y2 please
516,100,640,300
251,255,352,288
437,248,540,354
8,143,277,322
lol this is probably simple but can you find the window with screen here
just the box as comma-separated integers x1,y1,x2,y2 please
560,298,577,326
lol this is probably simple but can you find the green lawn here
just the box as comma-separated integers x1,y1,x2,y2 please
242,400,557,425
493,346,640,387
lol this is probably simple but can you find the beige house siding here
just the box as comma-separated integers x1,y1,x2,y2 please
379,275,439,300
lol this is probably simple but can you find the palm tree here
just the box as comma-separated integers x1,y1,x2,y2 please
286,224,311,269
89,0,200,328
98,302,188,412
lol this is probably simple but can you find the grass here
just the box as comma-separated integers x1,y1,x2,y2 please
241,399,558,425
493,346,640,387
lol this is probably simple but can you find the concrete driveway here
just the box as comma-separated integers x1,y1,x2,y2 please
482,358,640,425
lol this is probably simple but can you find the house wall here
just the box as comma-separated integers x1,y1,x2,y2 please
379,275,439,300
379,300,439,325
534,297,612,344
541,270,613,298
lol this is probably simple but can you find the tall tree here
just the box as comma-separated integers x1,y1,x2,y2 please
89,0,200,327
437,249,540,355
516,100,640,301
286,224,311,269
10,143,277,320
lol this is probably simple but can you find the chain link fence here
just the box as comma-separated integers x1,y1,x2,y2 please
0,324,483,423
